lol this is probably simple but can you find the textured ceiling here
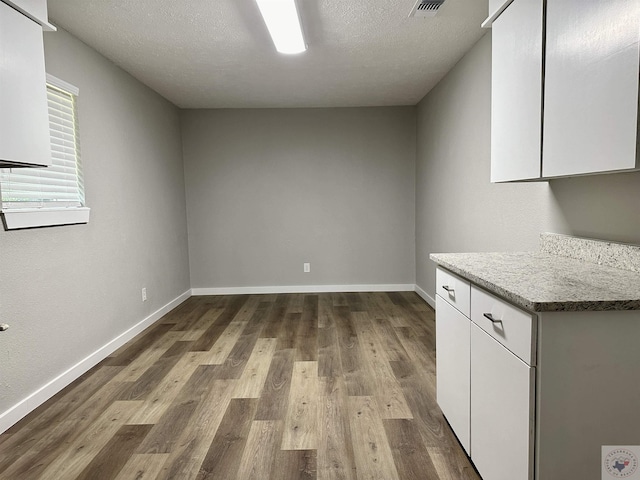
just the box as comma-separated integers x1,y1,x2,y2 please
47,0,489,108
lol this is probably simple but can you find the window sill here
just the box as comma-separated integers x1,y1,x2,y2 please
1,207,90,230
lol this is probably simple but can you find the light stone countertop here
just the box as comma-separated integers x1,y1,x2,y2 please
430,251,640,312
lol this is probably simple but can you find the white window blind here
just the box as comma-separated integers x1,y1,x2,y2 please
0,77,84,209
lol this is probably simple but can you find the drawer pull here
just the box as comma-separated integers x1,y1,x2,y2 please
483,313,502,323
442,285,455,293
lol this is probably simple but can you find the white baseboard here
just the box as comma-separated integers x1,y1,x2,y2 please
0,289,191,435
415,284,435,309
191,284,416,296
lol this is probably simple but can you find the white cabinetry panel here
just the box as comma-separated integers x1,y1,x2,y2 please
470,323,535,480
0,1,50,168
536,310,640,479
543,0,640,177
490,0,543,182
435,295,470,454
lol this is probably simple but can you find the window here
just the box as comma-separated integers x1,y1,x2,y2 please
0,74,90,230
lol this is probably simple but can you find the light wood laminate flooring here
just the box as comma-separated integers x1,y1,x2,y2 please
0,292,480,480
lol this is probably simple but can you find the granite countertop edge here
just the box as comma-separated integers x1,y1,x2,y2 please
430,253,640,313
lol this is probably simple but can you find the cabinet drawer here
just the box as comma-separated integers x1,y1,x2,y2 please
436,267,471,317
471,286,536,365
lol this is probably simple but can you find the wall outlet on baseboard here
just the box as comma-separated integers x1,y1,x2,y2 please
141,287,147,302
303,263,310,273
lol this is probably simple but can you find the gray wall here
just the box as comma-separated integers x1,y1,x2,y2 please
0,29,190,414
182,108,416,289
416,32,640,299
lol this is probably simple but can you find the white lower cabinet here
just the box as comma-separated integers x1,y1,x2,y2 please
436,267,536,479
435,295,470,454
470,323,535,480
436,266,640,480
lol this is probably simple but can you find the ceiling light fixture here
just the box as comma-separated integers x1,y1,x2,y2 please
256,0,307,54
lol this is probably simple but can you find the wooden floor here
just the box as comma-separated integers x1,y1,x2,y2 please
0,292,480,480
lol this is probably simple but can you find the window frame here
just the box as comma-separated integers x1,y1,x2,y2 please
0,74,90,230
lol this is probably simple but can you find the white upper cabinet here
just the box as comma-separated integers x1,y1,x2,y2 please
489,0,640,182
489,0,511,13
0,1,51,168
2,0,52,28
490,0,543,182
484,0,515,26
542,0,640,178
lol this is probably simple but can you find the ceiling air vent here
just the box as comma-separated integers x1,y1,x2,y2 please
409,0,445,17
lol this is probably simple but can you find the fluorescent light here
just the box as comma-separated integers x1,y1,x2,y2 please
256,0,307,54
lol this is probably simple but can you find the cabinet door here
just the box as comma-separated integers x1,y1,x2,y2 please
436,295,471,454
543,0,640,177
0,1,51,167
490,0,544,182
470,323,534,480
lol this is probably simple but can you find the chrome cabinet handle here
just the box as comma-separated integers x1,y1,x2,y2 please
442,285,454,293
483,313,502,323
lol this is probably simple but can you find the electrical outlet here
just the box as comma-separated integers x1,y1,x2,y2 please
142,288,147,302
303,263,310,273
